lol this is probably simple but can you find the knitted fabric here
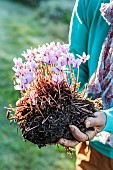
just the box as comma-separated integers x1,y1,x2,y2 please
86,2,113,147
87,2,113,109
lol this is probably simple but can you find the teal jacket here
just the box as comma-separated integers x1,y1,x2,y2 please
69,0,113,158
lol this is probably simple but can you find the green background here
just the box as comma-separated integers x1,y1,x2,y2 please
0,0,76,169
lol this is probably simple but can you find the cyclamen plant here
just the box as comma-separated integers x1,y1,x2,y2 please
13,42,89,93
8,42,97,149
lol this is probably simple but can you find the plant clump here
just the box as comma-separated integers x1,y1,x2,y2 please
6,42,102,148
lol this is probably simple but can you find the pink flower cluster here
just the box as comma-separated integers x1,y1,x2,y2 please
13,42,90,91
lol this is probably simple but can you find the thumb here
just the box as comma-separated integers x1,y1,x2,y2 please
85,111,106,128
85,117,98,128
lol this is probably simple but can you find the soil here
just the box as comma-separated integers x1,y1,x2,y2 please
8,81,102,148
17,100,99,148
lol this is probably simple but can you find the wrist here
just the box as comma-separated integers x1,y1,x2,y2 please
102,108,113,132
99,111,107,130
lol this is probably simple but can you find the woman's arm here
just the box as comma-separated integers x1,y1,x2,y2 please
58,0,113,148
69,0,89,90
103,108,113,133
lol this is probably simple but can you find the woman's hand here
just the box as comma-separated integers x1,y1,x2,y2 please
58,111,106,148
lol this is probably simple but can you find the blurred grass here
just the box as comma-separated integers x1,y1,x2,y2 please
0,0,76,169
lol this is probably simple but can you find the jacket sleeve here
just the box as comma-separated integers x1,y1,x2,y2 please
69,1,113,133
69,0,89,91
103,108,113,133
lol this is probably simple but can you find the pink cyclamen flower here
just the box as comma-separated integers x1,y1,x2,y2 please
76,52,90,63
50,67,60,73
21,48,38,62
57,75,64,84
15,72,34,91
24,73,34,84
14,85,21,90
14,69,25,77
52,74,64,84
67,53,76,65
13,42,90,92
13,57,23,68
58,56,67,66
56,64,62,71
73,58,82,68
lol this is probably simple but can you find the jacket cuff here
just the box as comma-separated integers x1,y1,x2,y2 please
102,108,113,133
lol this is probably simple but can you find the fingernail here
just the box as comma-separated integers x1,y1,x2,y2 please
86,121,90,128
61,142,64,145
61,139,65,145
69,125,74,131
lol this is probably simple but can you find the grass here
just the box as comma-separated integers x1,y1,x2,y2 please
0,0,76,169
